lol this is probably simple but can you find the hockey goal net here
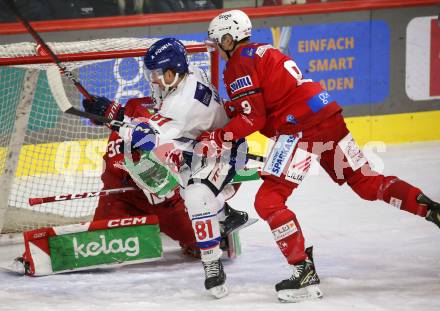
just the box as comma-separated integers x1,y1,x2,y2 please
0,37,216,234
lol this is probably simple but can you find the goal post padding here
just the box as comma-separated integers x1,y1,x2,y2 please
23,215,161,276
0,38,214,234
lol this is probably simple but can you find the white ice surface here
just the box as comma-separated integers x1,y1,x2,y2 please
1,142,440,311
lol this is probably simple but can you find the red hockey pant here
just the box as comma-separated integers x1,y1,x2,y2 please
254,113,424,265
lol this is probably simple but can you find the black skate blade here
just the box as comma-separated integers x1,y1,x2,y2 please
227,217,258,235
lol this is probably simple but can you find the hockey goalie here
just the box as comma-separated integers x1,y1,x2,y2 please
15,71,254,276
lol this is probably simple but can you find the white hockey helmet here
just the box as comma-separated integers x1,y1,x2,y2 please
208,10,252,45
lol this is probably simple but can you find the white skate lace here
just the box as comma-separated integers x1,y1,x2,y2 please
289,263,304,280
203,260,220,278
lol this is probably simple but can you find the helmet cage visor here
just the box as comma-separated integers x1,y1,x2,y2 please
146,68,165,83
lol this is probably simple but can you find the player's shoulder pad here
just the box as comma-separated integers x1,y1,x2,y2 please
193,81,212,107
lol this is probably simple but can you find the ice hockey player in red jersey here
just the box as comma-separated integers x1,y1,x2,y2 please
203,9,440,303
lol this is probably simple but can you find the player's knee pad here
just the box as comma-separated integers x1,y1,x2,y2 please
184,183,221,218
217,184,237,202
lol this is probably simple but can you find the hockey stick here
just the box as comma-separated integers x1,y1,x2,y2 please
5,0,93,101
28,187,138,206
6,0,266,163
28,165,262,206
8,2,265,164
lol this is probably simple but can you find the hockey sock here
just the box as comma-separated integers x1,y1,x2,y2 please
267,209,307,264
380,178,426,216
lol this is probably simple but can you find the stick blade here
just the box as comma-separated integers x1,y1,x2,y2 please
28,198,43,206
46,65,73,112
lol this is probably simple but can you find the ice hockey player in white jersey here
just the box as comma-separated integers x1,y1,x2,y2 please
119,38,249,299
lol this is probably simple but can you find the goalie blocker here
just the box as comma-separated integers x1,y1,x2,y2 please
18,216,162,276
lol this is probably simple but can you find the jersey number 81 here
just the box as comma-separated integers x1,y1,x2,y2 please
195,219,214,240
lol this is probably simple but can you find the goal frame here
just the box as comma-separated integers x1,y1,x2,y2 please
0,39,219,235
0,44,219,87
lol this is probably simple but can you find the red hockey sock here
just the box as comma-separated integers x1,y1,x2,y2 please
267,209,307,264
381,178,426,216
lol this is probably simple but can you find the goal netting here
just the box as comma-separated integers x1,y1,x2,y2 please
0,37,215,234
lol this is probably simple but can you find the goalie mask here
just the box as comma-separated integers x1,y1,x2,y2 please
208,9,252,55
144,38,189,93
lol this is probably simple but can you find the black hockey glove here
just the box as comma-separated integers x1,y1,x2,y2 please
82,96,124,126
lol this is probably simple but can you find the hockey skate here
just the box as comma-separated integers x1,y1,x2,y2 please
275,247,323,303
220,203,258,258
417,193,440,228
202,259,228,298
221,203,249,236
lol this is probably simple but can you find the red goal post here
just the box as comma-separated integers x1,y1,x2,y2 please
0,37,218,235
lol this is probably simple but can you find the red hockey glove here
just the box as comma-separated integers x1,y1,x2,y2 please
195,129,233,157
124,97,155,120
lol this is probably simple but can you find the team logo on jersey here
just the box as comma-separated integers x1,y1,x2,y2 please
241,47,256,58
229,75,253,93
194,82,212,106
307,91,331,113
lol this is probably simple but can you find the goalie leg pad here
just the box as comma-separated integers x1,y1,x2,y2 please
21,216,162,276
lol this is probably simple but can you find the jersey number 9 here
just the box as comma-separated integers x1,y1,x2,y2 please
284,60,312,86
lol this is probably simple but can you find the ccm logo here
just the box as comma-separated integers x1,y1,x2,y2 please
108,217,148,227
